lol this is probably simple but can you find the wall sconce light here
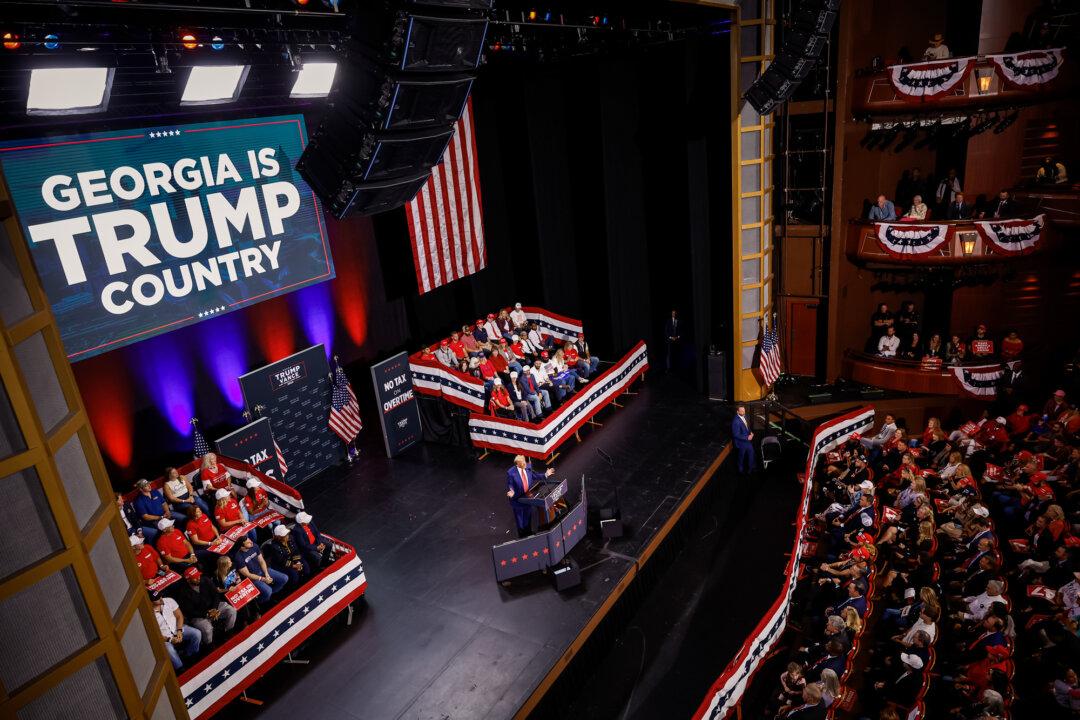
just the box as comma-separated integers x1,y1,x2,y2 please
975,67,994,94
960,232,977,256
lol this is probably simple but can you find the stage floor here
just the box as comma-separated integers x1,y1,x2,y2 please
217,376,737,720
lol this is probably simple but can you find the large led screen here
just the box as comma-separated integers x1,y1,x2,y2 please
0,115,334,360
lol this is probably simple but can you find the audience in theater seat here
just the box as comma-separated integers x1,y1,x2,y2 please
293,511,333,570
264,524,310,588
1036,156,1068,185
163,466,209,516
945,334,967,364
923,32,951,60
156,518,199,572
982,189,1017,220
935,168,962,211
201,453,246,500
970,324,995,358
947,191,974,220
519,366,550,417
473,318,489,345
869,194,898,221
460,326,479,357
185,505,222,566
510,302,527,328
1000,330,1024,361
133,478,171,544
175,566,236,649
488,377,513,418
506,371,535,421
152,591,201,670
924,333,944,360
213,488,257,543
233,536,289,604
131,534,167,584
878,326,901,357
572,333,600,378
903,194,928,221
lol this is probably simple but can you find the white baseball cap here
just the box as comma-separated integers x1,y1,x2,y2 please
246,478,262,489
859,480,874,491
493,377,502,385
514,302,522,309
157,518,174,530
973,505,990,518
129,534,144,546
900,653,924,670
296,511,312,524
273,525,290,537
510,371,519,378
214,489,230,500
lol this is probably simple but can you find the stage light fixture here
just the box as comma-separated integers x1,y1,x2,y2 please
528,10,537,20
3,32,20,50
543,11,552,21
181,33,198,50
180,65,249,105
290,62,337,98
211,36,225,51
44,34,60,50
27,67,114,115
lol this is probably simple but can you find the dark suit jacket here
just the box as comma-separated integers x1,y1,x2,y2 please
506,466,546,507
989,198,1016,218
664,317,681,340
291,521,327,554
947,202,972,219
732,415,752,447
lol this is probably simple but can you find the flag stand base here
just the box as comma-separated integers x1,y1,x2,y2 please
239,691,264,706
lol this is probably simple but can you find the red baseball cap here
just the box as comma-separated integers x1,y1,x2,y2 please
850,432,861,441
440,339,449,346
541,351,549,359
577,332,584,338
476,319,484,326
499,338,507,345
183,566,201,580
487,313,495,319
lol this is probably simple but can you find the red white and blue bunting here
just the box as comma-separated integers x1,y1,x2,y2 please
874,222,951,259
179,539,367,718
888,57,972,100
975,214,1045,256
522,306,584,342
409,360,487,411
952,363,1004,398
694,407,875,720
468,342,648,458
990,48,1064,87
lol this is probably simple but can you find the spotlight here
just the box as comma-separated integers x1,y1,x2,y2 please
27,67,114,115
181,32,197,50
44,33,60,50
543,11,552,21
528,10,537,20
3,32,20,50
592,16,600,26
295,0,310,5
180,65,249,105
290,62,337,98
210,36,225,51
601,16,609,25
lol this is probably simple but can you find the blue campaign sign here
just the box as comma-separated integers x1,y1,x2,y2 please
0,115,334,361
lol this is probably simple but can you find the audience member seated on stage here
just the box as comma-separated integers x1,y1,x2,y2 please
436,339,457,367
947,192,974,220
185,506,222,566
553,348,586,386
506,372,536,421
899,332,923,360
562,342,590,383
488,377,515,418
924,333,944,360
212,556,258,626
293,511,333,570
481,313,500,345
532,359,565,406
970,324,995,359
163,466,209,517
131,534,167,585
495,339,522,375
175,566,236,649
542,351,577,399
200,453,246,501
243,477,277,525
946,335,967,364
511,302,528,329
495,309,514,341
896,302,920,340
473,318,490,345
134,478,172,543
981,189,1016,220
869,194,898,222
213,489,257,543
506,455,556,538
572,333,601,378
460,326,480,356
264,524,310,589
152,591,201,670
233,536,288,605
1043,388,1069,420
870,303,894,343
1036,156,1069,185
778,683,826,719
903,194,928,221
518,366,551,418
878,326,901,357
1000,330,1023,361
478,353,498,390
528,322,553,351
156,518,199,572
923,31,950,59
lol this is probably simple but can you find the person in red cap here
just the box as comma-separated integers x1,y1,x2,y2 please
473,318,490,345
436,338,457,367
482,313,501,345
970,323,995,358
175,565,237,647
1044,389,1069,421
460,325,480,356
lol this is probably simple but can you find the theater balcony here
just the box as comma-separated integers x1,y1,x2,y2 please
845,216,1049,267
841,351,999,397
1009,184,1080,229
851,48,1075,117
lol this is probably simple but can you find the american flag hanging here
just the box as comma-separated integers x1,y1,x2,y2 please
329,365,362,444
192,419,210,459
274,438,288,479
406,97,487,295
757,323,783,387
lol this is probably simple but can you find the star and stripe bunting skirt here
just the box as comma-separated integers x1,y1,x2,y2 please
406,98,487,294
468,342,648,459
521,306,583,342
694,407,875,720
179,537,366,718
952,363,1004,398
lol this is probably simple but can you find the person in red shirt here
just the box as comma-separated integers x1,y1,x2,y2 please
563,342,584,381
975,417,1009,453
185,505,223,564
488,378,515,418
155,518,198,571
489,345,509,375
243,477,277,525
420,346,437,362
213,489,257,543
1006,404,1034,437
1000,330,1023,361
448,332,466,360
199,453,246,501
131,534,166,584
478,353,497,390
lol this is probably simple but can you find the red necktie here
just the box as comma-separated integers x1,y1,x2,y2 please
520,468,529,494
304,525,315,545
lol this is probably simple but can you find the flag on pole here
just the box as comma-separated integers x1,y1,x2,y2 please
757,323,783,387
329,365,362,444
192,418,210,459
274,438,288,479
405,97,487,295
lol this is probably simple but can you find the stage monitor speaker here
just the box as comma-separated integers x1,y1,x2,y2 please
708,352,727,401
303,119,455,183
300,159,432,217
553,557,582,592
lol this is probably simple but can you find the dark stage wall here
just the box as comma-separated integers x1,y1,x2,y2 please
71,36,733,484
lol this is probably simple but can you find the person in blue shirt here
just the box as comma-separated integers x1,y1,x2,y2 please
868,194,897,221
232,537,289,604
132,478,172,544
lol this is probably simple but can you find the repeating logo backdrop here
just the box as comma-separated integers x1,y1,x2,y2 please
0,115,333,361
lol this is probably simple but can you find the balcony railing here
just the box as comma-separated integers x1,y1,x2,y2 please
852,48,1073,116
846,215,1049,267
842,351,1001,397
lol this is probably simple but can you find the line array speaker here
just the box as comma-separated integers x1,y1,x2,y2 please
742,0,839,115
298,0,489,217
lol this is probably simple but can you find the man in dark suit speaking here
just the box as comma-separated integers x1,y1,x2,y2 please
732,405,755,474
507,455,555,537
